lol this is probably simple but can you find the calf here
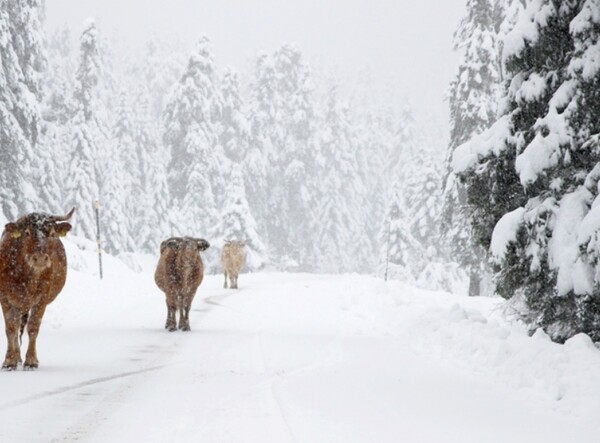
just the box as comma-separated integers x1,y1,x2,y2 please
0,208,74,370
154,237,210,331
221,240,245,289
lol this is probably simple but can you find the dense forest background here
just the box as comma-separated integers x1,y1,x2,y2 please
1,2,457,290
3,0,600,343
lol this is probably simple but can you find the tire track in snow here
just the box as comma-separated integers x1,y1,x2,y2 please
0,365,165,411
198,288,244,311
33,289,242,440
49,363,169,443
257,332,299,443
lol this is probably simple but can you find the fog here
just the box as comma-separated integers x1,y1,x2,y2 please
45,0,465,127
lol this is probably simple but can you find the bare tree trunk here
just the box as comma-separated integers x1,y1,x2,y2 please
468,271,481,297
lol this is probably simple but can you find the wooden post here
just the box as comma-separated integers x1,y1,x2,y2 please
94,200,103,280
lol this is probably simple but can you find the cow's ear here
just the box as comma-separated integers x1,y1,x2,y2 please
55,223,72,237
5,223,21,239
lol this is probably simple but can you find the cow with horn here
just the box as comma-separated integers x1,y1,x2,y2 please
0,208,75,370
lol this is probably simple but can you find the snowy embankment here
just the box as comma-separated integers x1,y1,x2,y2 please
0,237,598,442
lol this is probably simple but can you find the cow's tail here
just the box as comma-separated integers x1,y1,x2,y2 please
19,312,28,344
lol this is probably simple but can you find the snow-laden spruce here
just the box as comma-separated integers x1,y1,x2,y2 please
0,0,45,219
452,0,600,341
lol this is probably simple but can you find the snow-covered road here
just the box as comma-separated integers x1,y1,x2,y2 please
0,251,598,442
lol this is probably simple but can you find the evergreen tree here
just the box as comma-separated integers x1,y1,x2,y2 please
378,181,420,282
407,154,444,251
31,130,62,214
443,0,500,296
101,90,136,254
353,108,391,268
220,68,250,163
453,0,600,341
39,26,76,211
66,19,104,240
565,0,600,340
315,82,365,272
133,90,170,252
246,52,276,249
163,36,226,235
267,44,319,268
0,0,45,219
350,89,410,271
219,165,267,270
179,123,220,235
43,26,75,126
135,36,186,120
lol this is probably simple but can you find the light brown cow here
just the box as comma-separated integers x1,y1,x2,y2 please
0,208,74,370
154,237,210,331
221,240,245,289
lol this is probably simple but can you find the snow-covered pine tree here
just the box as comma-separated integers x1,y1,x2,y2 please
564,0,600,340
378,181,419,282
220,68,250,163
406,148,444,252
246,52,276,250
43,26,76,126
404,134,461,291
269,44,319,268
132,90,170,252
101,90,136,255
38,26,77,212
496,0,530,45
352,107,391,269
442,0,501,295
31,132,62,214
65,19,105,240
179,123,220,236
315,81,365,272
453,0,600,341
0,0,46,219
163,36,227,235
219,164,267,270
349,81,413,272
448,0,501,154
135,36,186,121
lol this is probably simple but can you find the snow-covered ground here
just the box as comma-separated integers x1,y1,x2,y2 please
0,240,599,442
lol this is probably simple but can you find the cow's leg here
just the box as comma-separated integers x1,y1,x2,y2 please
232,273,238,289
24,304,47,369
165,293,177,332
178,294,191,331
223,271,228,289
2,304,21,370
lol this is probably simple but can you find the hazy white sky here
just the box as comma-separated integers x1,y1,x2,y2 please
45,0,466,128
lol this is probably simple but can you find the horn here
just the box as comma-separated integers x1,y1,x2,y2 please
48,207,76,222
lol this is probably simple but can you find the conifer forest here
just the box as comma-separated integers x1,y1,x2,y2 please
2,0,600,346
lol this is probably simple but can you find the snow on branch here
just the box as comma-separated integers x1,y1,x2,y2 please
549,188,593,295
490,207,525,263
451,115,513,174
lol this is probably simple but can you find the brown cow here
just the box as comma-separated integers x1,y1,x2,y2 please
0,208,74,370
221,240,245,289
154,237,210,331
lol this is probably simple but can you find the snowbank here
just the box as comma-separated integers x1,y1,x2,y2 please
336,276,600,421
